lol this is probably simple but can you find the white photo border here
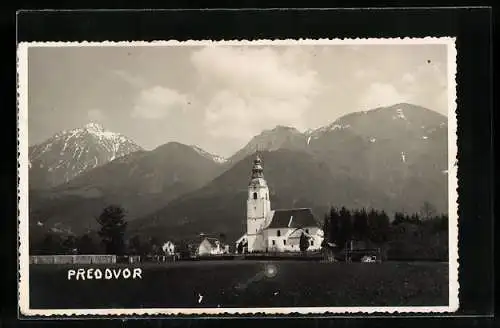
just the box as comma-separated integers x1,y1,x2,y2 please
17,37,458,316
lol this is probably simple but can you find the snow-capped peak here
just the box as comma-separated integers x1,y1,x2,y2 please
81,122,127,142
191,145,227,164
84,122,104,132
306,121,351,139
29,123,142,188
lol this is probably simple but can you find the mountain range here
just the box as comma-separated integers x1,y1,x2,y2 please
28,103,449,243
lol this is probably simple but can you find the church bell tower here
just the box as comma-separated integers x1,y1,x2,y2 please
246,154,271,252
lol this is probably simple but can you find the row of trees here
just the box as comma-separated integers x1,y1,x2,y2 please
33,205,129,256
32,205,197,257
320,204,449,261
31,232,178,256
393,211,448,230
322,207,391,249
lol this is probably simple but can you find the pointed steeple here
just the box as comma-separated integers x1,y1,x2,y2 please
251,153,264,179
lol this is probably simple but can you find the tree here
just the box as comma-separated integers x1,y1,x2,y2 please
177,240,191,259
393,212,405,225
96,205,127,255
437,214,448,231
299,232,309,252
129,235,148,256
36,233,64,255
421,201,437,220
76,233,98,254
148,237,162,256
353,208,369,241
368,210,390,244
61,235,77,254
410,213,421,224
338,207,353,249
329,207,341,246
321,213,330,248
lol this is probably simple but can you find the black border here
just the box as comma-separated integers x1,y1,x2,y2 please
4,6,494,325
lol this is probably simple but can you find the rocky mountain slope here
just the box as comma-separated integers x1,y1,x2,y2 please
29,142,225,235
228,125,307,164
29,123,142,189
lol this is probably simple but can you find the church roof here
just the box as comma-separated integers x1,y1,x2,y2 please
267,208,318,229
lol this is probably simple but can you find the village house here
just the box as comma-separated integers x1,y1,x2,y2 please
235,155,324,253
197,237,230,256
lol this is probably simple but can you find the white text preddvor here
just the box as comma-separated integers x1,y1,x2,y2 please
67,268,143,280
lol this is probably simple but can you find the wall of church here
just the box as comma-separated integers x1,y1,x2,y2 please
246,233,266,253
264,227,295,252
263,227,324,252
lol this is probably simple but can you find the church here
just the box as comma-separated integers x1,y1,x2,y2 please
235,154,324,253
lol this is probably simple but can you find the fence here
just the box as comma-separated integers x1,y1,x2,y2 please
30,255,117,264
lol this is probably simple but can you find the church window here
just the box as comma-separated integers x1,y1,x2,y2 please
311,240,314,246
283,239,287,245
253,192,257,200
305,229,309,233
272,240,276,245
277,230,281,237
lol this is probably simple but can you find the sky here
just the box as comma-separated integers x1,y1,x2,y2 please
28,43,449,157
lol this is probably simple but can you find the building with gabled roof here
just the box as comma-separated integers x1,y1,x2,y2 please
197,237,229,256
235,155,324,253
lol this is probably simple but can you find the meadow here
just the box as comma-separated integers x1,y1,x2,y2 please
29,260,449,309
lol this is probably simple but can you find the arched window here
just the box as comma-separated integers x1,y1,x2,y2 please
253,192,257,200
277,230,281,237
305,229,309,234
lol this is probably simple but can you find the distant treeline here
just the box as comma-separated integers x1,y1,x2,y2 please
30,232,178,257
322,203,448,261
30,205,192,257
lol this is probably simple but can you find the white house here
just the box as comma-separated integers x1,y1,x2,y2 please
197,237,229,256
235,154,324,253
161,241,175,255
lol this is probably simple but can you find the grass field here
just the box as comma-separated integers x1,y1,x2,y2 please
29,260,448,309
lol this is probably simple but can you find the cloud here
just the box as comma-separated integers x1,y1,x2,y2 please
87,108,105,122
359,62,448,114
399,62,448,114
204,90,310,139
131,86,188,119
191,46,320,140
402,73,416,84
355,69,378,80
359,83,409,110
113,70,146,88
404,62,447,112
